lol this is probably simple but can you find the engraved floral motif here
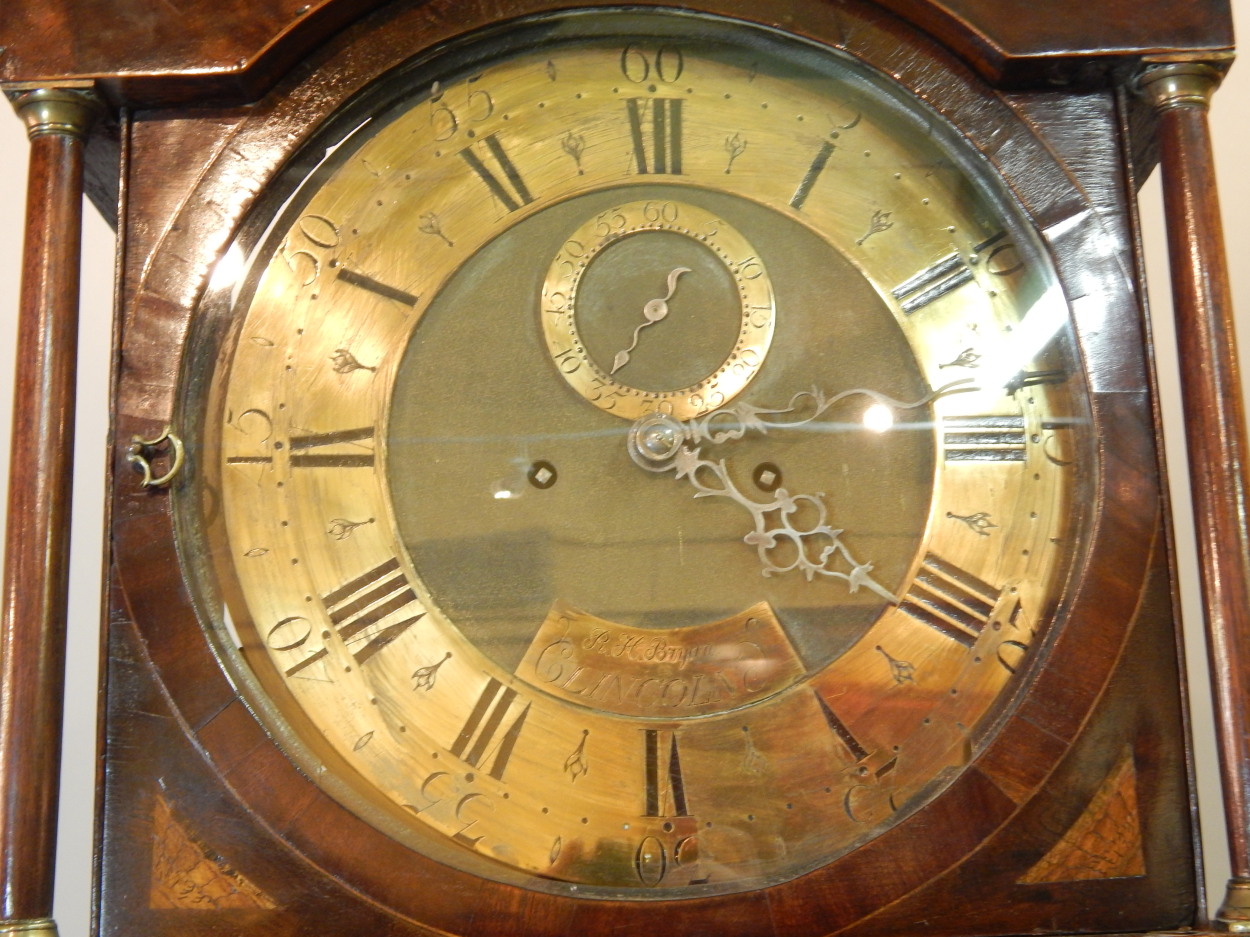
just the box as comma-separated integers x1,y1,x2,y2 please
724,132,747,173
326,516,375,540
564,729,590,782
412,652,452,692
875,645,916,684
561,130,587,174
946,510,998,536
330,348,377,374
940,347,981,369
856,207,893,245
419,211,454,247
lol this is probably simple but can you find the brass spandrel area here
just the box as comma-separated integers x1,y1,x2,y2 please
201,16,1091,897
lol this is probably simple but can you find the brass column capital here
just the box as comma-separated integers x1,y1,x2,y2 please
1137,62,1223,112
7,87,103,140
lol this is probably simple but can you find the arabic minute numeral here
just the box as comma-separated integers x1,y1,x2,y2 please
974,230,1024,277
619,44,685,84
279,213,341,287
430,85,495,141
994,594,1033,674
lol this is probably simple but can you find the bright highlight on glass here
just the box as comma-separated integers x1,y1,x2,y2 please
863,402,895,433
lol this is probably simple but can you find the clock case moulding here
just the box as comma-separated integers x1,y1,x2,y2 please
0,1,1241,936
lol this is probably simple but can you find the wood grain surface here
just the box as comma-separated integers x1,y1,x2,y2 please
0,0,1235,101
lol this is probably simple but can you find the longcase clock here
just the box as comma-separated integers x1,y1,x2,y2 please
0,2,1247,936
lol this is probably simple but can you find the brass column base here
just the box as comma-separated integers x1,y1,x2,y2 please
1215,878,1250,933
0,920,59,937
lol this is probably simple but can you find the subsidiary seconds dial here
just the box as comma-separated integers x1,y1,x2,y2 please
542,200,776,419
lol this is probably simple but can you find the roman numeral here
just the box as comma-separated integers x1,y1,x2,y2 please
789,141,835,210
899,553,1001,647
460,134,535,212
450,678,531,780
643,729,689,818
892,232,1015,312
815,692,868,763
227,426,374,468
943,415,1026,462
626,98,683,174
288,426,375,468
285,557,423,677
892,252,975,314
336,267,419,307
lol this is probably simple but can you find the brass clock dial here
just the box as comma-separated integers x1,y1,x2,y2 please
187,9,1091,900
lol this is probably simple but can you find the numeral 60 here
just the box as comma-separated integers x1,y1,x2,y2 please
619,44,685,84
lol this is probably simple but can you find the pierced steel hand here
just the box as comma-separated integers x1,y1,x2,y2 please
611,266,692,374
625,379,978,598
677,379,978,449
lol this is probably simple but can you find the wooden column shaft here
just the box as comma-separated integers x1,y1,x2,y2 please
1141,64,1250,930
0,88,99,934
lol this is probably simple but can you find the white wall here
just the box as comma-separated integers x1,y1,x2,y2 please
0,8,1247,934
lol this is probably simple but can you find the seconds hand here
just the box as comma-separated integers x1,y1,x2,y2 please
611,266,692,374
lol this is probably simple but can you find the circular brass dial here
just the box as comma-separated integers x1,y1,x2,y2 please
541,199,776,419
193,10,1091,900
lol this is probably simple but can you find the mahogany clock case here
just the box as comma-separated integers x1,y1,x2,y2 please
91,0,1198,935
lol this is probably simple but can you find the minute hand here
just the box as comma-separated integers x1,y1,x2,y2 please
682,378,977,449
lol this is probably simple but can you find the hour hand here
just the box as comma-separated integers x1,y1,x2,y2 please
627,412,897,601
